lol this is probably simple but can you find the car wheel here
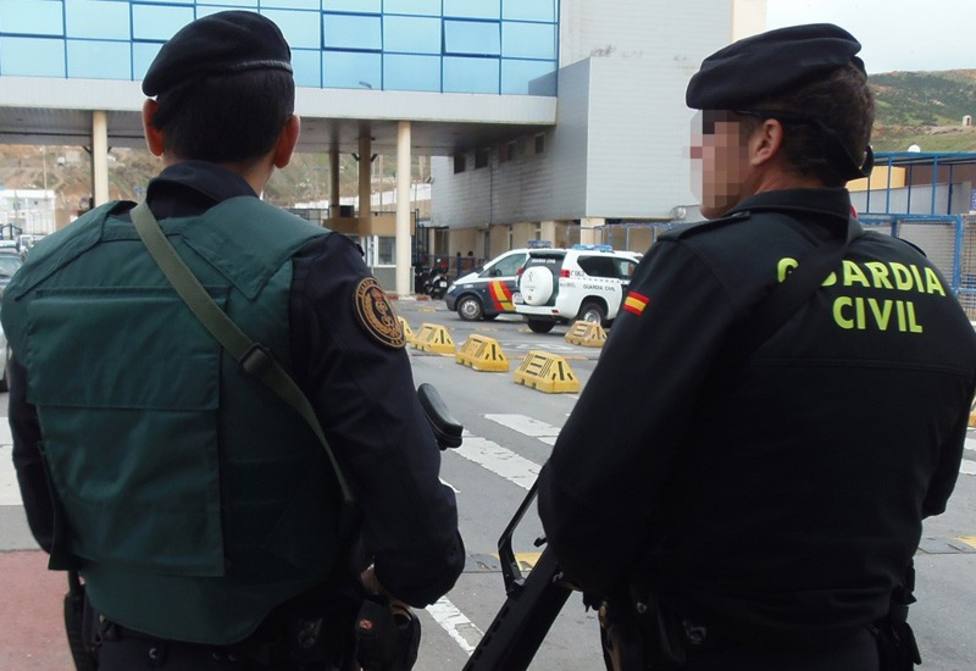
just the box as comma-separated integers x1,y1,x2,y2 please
457,295,484,321
528,319,556,334
578,300,607,324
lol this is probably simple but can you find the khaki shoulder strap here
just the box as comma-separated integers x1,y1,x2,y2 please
130,202,353,507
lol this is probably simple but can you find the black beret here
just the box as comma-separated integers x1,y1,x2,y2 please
686,23,864,110
142,11,292,97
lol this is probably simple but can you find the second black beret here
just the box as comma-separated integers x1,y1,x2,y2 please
142,11,292,97
686,23,865,110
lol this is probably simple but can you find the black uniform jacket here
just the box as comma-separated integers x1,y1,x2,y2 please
538,188,976,637
9,161,464,608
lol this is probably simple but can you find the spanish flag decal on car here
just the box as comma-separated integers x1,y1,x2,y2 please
489,280,515,312
623,291,649,316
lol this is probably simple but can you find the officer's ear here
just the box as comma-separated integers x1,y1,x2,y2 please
141,99,165,158
747,118,785,168
273,115,301,169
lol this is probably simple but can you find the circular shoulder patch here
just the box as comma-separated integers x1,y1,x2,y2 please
354,277,405,349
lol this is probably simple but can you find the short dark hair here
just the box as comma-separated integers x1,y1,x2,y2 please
743,63,875,186
150,69,294,164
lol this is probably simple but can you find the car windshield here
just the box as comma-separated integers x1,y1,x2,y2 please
0,255,22,278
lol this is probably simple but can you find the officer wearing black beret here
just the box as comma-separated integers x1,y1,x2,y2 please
539,24,976,670
3,11,463,669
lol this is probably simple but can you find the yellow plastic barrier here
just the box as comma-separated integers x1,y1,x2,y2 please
513,351,581,394
455,334,510,372
398,317,415,346
564,320,607,348
413,323,456,356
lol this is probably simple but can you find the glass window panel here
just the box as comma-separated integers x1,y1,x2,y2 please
503,0,555,22
260,0,318,8
323,13,381,50
198,0,257,5
383,0,441,16
384,53,439,92
132,41,163,80
444,20,499,56
383,15,439,54
133,0,192,3
0,37,65,76
261,9,319,49
322,50,380,89
195,6,234,19
443,0,499,19
502,22,555,60
65,0,130,40
322,0,381,13
0,0,64,36
67,39,130,79
291,48,320,87
443,56,498,94
502,60,557,95
132,4,195,42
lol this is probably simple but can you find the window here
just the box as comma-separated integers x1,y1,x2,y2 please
384,54,440,92
485,253,526,277
444,20,500,56
443,56,499,94
502,0,556,22
323,0,382,12
377,237,395,265
0,37,65,77
261,9,320,49
197,0,258,6
260,0,318,8
132,4,194,42
383,15,440,54
501,59,557,95
474,147,490,169
535,133,546,155
292,49,321,88
502,22,556,60
132,41,164,80
323,50,381,89
443,0,500,19
384,0,441,15
68,40,131,79
324,13,382,51
0,0,63,36
453,153,466,174
577,256,618,278
615,259,638,280
65,0,130,40
499,141,517,163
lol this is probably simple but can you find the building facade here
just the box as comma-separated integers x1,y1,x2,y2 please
0,0,762,290
431,0,766,259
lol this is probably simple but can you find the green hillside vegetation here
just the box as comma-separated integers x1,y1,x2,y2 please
870,69,976,151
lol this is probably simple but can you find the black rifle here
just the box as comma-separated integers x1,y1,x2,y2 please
462,482,574,671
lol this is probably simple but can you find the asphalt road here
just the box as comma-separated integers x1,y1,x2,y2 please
1,298,974,670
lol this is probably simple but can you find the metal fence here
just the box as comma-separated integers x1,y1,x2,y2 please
860,214,976,319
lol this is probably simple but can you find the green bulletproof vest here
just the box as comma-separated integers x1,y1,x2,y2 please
1,197,340,645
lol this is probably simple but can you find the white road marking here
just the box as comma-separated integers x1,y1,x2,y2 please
965,437,976,452
453,431,540,491
440,478,461,494
425,596,484,656
484,413,561,440
961,460,976,476
0,445,22,505
0,422,11,446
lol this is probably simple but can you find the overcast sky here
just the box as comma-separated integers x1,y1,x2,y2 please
765,0,976,73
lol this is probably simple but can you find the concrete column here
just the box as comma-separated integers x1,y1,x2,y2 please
358,133,371,225
580,217,604,245
91,110,109,206
329,147,340,219
540,220,557,244
395,121,412,297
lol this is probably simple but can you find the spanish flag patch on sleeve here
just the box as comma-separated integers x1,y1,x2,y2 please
623,290,649,316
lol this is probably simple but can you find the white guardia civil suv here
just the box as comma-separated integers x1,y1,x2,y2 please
513,245,642,333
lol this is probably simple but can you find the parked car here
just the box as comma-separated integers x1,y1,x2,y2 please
445,248,532,321
0,249,24,294
514,245,641,333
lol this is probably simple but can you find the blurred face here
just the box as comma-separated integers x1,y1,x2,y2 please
690,111,753,219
